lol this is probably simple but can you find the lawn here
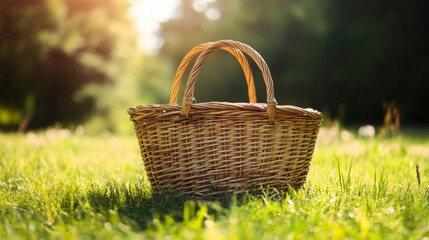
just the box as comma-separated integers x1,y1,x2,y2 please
0,128,428,239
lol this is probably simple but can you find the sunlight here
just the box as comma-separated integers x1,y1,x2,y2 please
127,0,181,53
127,0,220,53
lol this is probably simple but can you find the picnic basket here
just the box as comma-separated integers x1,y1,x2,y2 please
128,40,323,197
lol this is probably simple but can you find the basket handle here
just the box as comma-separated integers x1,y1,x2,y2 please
180,40,277,124
169,42,257,104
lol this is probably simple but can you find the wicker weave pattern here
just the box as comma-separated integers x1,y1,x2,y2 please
128,40,323,197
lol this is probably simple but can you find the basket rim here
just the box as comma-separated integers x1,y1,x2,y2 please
128,101,323,120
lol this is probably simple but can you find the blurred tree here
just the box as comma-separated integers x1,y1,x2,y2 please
159,0,429,125
0,0,135,130
318,0,429,124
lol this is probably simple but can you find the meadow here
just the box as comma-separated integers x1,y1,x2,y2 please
0,127,428,239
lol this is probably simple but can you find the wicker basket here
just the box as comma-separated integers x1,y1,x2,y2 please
128,40,323,197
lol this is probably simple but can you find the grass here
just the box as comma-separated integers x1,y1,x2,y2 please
0,128,428,239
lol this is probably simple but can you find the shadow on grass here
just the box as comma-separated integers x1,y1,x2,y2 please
59,180,228,230
59,179,300,231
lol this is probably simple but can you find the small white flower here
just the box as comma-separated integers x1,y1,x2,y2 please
358,125,375,138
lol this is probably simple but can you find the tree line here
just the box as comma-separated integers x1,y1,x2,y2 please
1,0,428,131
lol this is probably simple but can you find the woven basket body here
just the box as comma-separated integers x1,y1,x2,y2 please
128,40,323,197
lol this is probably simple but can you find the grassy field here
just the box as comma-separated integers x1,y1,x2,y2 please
0,128,428,239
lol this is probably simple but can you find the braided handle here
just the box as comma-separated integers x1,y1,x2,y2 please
180,40,277,124
169,42,257,104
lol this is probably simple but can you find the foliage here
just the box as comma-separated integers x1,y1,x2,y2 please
0,129,428,239
82,53,175,135
159,0,429,124
2,0,428,132
0,0,136,130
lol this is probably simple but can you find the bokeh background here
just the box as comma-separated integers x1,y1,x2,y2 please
1,0,428,134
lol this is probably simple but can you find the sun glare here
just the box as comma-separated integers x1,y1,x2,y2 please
128,0,181,53
128,0,220,54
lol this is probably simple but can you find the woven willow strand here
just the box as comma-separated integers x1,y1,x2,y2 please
169,42,257,104
181,40,277,124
